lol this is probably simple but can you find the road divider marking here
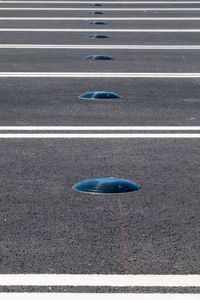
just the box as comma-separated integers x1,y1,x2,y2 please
0,274,199,286
2,17,200,20
3,1,200,3
0,293,200,300
1,72,200,77
0,134,200,138
0,126,199,130
2,7,200,10
3,28,200,32
1,44,200,49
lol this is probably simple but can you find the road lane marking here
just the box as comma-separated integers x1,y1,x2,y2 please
0,126,199,130
0,274,199,286
0,294,200,300
1,17,200,20
3,28,200,32
3,1,200,3
2,7,200,10
0,134,200,138
1,72,200,77
1,44,200,49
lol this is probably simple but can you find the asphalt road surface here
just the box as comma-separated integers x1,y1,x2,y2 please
0,0,199,298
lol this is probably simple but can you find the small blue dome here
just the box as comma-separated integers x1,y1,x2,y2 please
88,11,104,14
88,21,107,25
73,177,141,194
79,91,120,99
83,55,113,60
88,3,102,6
87,34,109,38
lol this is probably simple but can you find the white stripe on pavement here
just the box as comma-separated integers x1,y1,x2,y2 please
1,72,200,77
1,17,200,20
3,1,200,3
2,28,200,32
1,44,200,49
0,294,200,300
0,126,199,130
0,274,200,286
2,7,200,10
0,134,200,138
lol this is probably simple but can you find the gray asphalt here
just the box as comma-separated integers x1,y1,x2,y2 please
0,0,200,295
3,3,200,7
1,49,200,72
3,20,200,29
2,32,200,45
0,139,199,274
0,78,200,126
3,11,200,17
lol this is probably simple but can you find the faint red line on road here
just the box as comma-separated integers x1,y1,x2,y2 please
107,101,131,292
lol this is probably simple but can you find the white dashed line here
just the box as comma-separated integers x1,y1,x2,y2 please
2,1,200,3
1,44,200,49
2,28,200,32
0,134,200,138
1,17,200,20
2,7,200,10
1,72,200,77
0,126,199,131
0,274,199,286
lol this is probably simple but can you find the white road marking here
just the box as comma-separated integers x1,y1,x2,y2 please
3,28,200,32
0,274,199,286
0,294,200,300
1,17,200,20
1,44,200,49
3,1,200,3
5,28,200,32
2,7,200,10
0,133,200,138
1,72,200,77
0,126,199,130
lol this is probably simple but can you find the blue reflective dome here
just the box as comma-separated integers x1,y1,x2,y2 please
88,21,107,25
88,11,104,14
88,3,102,6
73,177,141,194
87,34,109,38
79,91,120,99
83,55,113,60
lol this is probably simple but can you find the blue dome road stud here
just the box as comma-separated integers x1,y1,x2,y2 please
79,91,120,100
88,11,104,15
83,55,113,60
72,177,141,195
88,21,107,25
87,34,109,39
88,3,102,6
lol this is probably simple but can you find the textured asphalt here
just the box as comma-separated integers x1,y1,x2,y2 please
0,78,200,126
3,31,200,45
1,49,200,72
0,139,199,274
3,20,200,29
0,0,200,295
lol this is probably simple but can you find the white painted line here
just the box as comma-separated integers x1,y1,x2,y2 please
3,1,200,3
3,28,200,32
0,126,199,130
1,17,200,20
1,44,200,49
0,294,200,300
2,7,200,10
0,274,199,286
0,133,200,138
1,72,200,77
